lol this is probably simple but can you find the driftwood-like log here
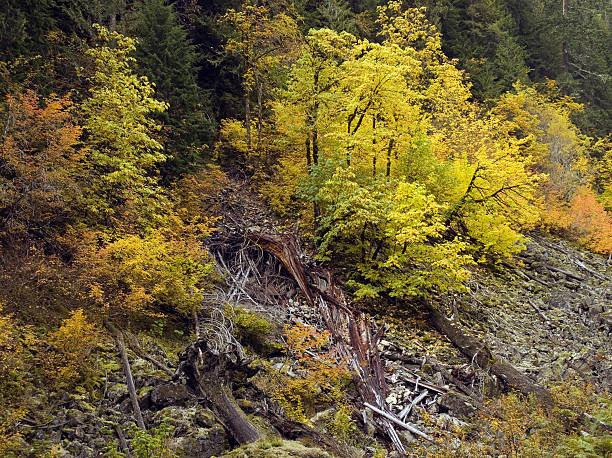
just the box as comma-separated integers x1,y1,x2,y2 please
424,302,554,408
115,424,132,457
424,357,483,404
364,402,433,442
179,339,261,445
123,331,174,377
105,321,146,429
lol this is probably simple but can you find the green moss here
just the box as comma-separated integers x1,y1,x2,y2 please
226,306,277,353
220,437,332,457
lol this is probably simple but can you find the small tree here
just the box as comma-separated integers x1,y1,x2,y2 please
79,24,168,232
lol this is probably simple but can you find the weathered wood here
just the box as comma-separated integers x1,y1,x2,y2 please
249,231,407,453
179,339,261,445
105,321,146,429
580,412,612,433
114,424,132,457
527,299,550,324
398,390,427,421
424,302,554,408
364,402,433,442
543,264,585,282
573,259,607,282
424,357,483,403
123,331,174,377
396,373,448,395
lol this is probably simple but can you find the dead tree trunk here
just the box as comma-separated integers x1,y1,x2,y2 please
423,301,554,408
105,321,146,429
178,339,261,445
247,231,410,454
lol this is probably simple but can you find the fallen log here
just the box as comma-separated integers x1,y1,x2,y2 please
105,321,146,429
424,357,483,404
178,339,261,445
396,373,448,395
423,301,554,408
248,231,408,453
398,390,427,421
364,402,433,442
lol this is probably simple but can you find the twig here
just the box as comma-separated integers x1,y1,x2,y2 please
573,260,607,282
364,402,433,442
398,390,427,421
396,373,448,394
115,424,132,457
104,321,146,430
123,331,174,377
527,299,550,325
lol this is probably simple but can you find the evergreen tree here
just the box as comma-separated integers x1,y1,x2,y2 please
125,0,215,178
315,0,358,33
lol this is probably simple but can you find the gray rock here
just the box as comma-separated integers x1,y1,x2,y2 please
438,391,477,417
170,425,228,458
151,382,191,407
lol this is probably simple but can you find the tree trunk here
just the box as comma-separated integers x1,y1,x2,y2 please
179,340,261,445
423,302,554,408
562,0,569,74
244,89,251,153
105,321,146,429
195,373,261,444
386,139,395,177
256,76,263,155
372,116,377,177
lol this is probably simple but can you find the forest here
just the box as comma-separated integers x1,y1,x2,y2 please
0,0,611,456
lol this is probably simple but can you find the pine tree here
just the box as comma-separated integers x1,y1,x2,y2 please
125,0,214,178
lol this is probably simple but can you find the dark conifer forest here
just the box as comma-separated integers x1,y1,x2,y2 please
1,1,611,456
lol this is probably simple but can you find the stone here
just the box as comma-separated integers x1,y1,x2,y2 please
171,425,228,458
438,391,477,417
150,382,191,407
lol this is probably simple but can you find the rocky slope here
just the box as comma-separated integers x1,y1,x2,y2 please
17,183,611,456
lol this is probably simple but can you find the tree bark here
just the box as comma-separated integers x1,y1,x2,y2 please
179,340,261,445
105,321,146,429
423,302,554,408
244,89,251,153
256,76,263,154
562,0,569,74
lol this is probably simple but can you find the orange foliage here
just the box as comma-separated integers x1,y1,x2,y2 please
0,90,83,244
542,186,612,255
274,323,352,422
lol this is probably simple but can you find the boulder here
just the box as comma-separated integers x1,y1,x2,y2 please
438,391,477,417
150,382,191,407
170,425,228,458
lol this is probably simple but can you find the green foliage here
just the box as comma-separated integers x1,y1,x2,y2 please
272,3,542,299
227,306,275,353
128,420,177,458
317,170,472,299
79,24,168,232
125,0,215,177
105,420,177,458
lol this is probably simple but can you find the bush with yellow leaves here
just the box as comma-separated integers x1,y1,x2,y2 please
0,307,34,455
273,323,353,428
44,309,100,390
